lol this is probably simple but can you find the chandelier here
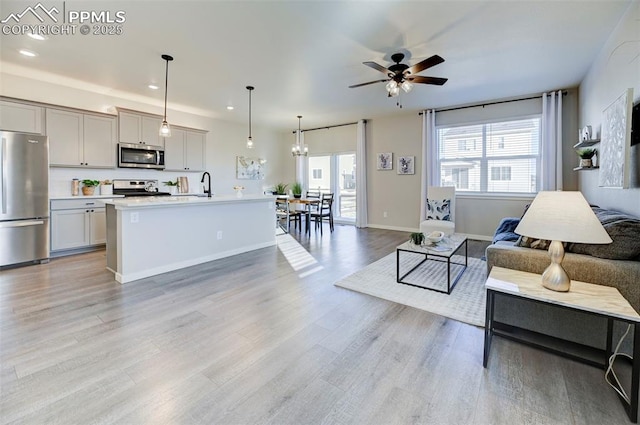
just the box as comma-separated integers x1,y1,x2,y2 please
291,115,308,157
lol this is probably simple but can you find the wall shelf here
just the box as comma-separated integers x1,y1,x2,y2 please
573,139,600,149
573,166,599,171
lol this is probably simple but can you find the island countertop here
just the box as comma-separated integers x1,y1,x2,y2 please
103,194,275,209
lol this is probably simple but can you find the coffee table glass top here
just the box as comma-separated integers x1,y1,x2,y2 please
397,234,467,259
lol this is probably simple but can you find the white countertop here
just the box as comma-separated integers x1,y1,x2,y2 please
104,194,276,209
50,194,125,200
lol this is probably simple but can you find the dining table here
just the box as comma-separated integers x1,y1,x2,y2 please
277,196,320,235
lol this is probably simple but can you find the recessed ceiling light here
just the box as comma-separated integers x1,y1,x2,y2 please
27,33,46,41
148,84,159,90
226,106,234,110
19,49,37,57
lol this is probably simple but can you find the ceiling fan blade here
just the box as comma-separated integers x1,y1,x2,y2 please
407,75,448,86
407,55,445,75
363,61,391,75
349,79,388,88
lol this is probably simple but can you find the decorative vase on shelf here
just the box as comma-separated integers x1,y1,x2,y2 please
82,186,95,196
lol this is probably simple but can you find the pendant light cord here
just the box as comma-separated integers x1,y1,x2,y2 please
248,89,252,139
163,59,169,119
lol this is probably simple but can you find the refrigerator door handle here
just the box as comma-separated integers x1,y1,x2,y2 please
1,137,6,214
0,220,45,229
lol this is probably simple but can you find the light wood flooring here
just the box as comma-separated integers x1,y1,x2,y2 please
0,225,633,424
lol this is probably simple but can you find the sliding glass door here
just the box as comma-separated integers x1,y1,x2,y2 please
308,153,356,223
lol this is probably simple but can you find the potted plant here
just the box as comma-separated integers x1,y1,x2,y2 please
274,182,288,196
81,179,100,196
577,148,596,168
100,180,113,195
291,182,302,199
410,232,424,246
163,179,180,195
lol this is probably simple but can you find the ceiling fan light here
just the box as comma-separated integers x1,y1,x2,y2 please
401,81,413,93
159,120,171,137
389,86,400,97
386,80,398,91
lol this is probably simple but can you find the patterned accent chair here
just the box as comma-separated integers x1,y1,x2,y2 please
419,186,456,236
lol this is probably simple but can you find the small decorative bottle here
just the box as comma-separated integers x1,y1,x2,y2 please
71,179,80,196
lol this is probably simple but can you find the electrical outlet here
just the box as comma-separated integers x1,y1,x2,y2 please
131,212,139,223
217,230,223,240
383,211,388,218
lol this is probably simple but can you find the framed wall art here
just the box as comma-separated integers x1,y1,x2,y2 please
236,156,266,180
377,152,393,170
599,88,633,189
397,156,415,175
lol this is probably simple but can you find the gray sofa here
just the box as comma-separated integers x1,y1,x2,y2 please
485,207,640,350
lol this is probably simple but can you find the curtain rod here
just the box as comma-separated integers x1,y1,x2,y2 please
418,90,568,115
291,121,358,134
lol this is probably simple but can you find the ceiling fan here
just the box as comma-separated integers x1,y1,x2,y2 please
349,53,448,97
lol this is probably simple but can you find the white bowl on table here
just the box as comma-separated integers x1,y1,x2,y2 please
427,231,444,243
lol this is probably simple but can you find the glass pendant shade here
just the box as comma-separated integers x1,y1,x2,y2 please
389,86,400,97
247,136,254,149
401,81,413,93
386,80,398,92
159,120,171,137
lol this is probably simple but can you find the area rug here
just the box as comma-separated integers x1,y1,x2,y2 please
334,252,487,327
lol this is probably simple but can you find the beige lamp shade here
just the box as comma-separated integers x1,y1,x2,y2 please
515,191,612,244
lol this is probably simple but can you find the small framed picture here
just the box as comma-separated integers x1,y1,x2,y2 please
397,156,415,175
377,152,393,170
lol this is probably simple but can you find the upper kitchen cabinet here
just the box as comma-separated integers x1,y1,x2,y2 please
0,100,44,134
47,108,116,168
164,127,206,171
118,110,163,146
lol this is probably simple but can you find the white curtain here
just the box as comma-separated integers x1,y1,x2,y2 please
356,119,368,228
420,110,437,221
295,130,308,191
541,91,563,190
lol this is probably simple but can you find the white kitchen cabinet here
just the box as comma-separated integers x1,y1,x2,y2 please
164,127,206,171
50,199,109,252
0,100,44,134
118,110,163,146
47,109,116,168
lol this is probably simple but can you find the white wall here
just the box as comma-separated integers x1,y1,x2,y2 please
578,1,640,215
0,71,290,197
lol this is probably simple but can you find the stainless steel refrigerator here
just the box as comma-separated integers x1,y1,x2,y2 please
0,131,49,267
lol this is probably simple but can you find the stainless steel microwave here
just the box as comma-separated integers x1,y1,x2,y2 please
118,143,165,169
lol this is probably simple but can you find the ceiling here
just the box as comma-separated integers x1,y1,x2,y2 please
0,0,631,130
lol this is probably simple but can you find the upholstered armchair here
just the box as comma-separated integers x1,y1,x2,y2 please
419,186,455,236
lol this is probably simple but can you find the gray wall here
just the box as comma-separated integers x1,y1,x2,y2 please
578,1,640,216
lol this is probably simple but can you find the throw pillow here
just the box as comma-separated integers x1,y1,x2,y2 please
426,198,451,221
515,236,554,250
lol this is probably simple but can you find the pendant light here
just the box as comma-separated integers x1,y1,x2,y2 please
246,86,254,149
291,115,308,157
159,54,174,137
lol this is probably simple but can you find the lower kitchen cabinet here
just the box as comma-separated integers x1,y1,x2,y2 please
51,199,108,253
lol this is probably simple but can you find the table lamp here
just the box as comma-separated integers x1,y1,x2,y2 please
514,191,612,292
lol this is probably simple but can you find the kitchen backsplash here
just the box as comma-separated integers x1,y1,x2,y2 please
49,168,204,198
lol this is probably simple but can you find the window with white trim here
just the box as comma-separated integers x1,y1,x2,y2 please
436,117,540,193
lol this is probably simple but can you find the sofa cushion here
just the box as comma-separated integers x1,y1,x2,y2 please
515,235,553,250
567,208,640,260
426,198,451,221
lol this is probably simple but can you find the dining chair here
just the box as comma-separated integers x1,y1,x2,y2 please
311,193,334,234
276,198,302,232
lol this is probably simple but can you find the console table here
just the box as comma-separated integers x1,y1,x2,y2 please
483,266,640,423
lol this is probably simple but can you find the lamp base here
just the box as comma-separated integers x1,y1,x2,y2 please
541,240,570,292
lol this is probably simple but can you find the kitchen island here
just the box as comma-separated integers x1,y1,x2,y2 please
103,195,276,283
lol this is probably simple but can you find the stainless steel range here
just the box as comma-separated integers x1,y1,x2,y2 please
112,179,172,197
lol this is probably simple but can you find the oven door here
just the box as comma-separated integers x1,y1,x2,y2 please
118,143,165,169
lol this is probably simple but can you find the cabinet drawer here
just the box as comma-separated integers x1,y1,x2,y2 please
51,199,112,210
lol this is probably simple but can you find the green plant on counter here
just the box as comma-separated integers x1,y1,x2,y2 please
291,182,302,196
81,179,100,187
274,182,288,195
577,148,596,159
163,180,179,187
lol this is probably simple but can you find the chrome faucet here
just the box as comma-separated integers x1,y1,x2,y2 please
201,172,212,198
